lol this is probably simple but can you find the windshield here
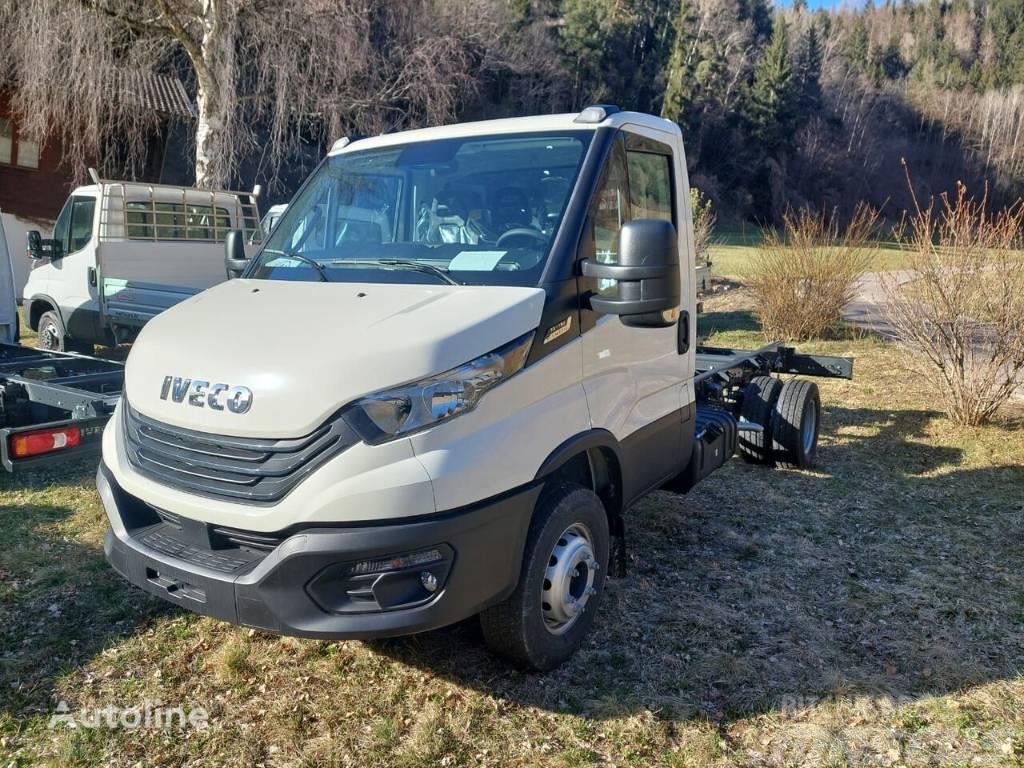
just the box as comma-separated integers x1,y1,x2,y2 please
251,131,593,286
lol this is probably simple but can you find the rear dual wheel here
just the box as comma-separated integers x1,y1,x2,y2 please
480,482,609,672
771,379,821,469
739,376,821,469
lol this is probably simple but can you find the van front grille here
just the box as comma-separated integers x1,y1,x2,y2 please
122,401,359,504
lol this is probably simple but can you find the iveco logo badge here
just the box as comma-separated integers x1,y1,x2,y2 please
160,376,253,414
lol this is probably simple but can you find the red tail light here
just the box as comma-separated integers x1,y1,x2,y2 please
10,427,82,458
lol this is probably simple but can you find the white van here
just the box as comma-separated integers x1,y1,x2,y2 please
23,173,262,353
99,108,852,670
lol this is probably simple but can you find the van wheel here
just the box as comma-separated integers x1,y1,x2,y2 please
771,379,821,469
480,482,609,672
739,375,782,464
36,311,92,355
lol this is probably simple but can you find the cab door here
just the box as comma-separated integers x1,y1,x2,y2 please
48,193,101,342
578,128,693,501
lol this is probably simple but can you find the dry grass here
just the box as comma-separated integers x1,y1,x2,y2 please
746,206,880,342
2,302,1023,767
882,177,1024,426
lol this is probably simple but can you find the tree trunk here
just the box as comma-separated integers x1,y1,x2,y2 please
194,75,220,189
191,0,227,189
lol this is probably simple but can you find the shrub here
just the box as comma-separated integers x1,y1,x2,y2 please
690,187,716,265
882,179,1024,426
747,204,879,341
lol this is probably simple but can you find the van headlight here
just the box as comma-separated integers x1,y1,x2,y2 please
348,331,534,444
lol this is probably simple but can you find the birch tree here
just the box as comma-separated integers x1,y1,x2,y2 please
0,0,532,188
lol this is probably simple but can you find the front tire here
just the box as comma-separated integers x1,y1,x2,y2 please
480,482,609,672
35,310,92,354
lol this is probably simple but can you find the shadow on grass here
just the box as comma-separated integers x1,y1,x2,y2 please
4,404,1023,731
370,404,1024,721
0,461,171,725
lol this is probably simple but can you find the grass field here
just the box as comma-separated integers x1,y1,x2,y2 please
709,230,914,279
2,299,1023,767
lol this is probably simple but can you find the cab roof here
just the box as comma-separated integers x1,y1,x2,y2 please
329,109,680,156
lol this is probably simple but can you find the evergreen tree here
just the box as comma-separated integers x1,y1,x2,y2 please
793,22,823,117
745,18,796,152
661,0,701,126
738,0,774,43
845,15,870,73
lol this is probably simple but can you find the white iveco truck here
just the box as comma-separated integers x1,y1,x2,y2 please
23,172,262,353
99,107,852,670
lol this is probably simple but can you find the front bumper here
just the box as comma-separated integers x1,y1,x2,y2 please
98,462,538,639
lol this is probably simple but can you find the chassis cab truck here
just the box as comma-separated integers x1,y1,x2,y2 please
99,108,851,670
23,173,261,353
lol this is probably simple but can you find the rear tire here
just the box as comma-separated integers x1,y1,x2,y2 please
35,310,92,355
480,482,609,672
739,375,782,464
770,379,821,469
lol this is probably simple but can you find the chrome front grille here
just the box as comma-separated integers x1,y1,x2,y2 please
122,401,359,503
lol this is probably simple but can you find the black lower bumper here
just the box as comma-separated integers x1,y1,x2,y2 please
98,463,538,639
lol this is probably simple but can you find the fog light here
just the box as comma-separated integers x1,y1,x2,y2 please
341,548,444,577
307,544,454,615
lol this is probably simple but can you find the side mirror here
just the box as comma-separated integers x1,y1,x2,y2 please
224,229,249,279
580,219,681,327
26,230,62,261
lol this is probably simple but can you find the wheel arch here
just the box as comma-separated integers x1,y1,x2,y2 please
535,429,625,532
26,295,62,332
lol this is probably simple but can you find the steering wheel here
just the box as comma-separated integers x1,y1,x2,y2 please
496,227,548,249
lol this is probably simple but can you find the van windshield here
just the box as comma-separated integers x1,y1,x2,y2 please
252,131,592,286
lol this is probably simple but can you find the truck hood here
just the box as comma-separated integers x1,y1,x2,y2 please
125,278,546,437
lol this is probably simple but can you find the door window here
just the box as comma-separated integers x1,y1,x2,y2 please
52,198,72,256
626,151,673,223
582,137,630,297
69,197,96,253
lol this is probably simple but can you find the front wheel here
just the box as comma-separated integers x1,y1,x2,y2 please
480,482,609,671
36,311,93,355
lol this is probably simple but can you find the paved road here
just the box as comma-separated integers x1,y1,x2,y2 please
841,271,915,340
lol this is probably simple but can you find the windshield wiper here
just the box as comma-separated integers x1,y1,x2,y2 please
264,249,332,282
329,258,460,286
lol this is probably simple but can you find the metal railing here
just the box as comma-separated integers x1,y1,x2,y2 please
95,176,262,244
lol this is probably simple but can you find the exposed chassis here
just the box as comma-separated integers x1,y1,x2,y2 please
0,343,124,471
694,341,853,428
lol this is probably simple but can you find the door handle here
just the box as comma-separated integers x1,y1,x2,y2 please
677,310,690,354
87,266,97,287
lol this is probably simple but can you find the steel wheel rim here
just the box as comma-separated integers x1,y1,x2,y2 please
802,400,817,455
541,522,597,635
41,322,59,350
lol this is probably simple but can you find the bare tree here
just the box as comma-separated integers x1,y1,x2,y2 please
883,173,1024,426
0,0,534,189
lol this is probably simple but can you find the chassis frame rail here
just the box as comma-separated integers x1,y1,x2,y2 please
0,343,124,471
694,342,854,386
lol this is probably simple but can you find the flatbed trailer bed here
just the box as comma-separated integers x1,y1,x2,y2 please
0,343,123,471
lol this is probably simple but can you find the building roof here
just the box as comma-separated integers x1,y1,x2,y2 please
116,71,195,120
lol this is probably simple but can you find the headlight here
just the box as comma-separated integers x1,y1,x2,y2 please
348,331,534,444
